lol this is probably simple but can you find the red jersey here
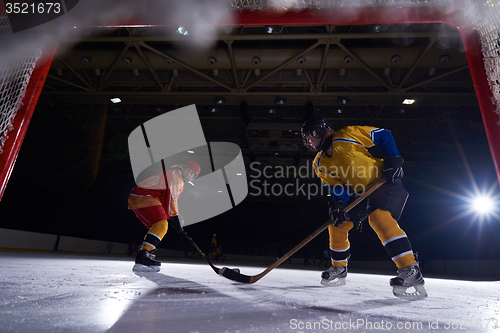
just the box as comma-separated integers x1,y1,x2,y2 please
128,168,184,218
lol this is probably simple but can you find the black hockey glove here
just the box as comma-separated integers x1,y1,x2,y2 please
382,155,404,184
328,200,350,227
168,216,183,234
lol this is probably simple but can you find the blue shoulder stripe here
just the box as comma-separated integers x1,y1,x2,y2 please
369,128,400,157
316,151,325,174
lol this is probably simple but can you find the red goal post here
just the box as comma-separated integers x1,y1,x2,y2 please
0,1,499,201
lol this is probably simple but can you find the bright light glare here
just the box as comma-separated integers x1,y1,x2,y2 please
110,98,121,104
472,196,494,214
402,98,415,105
177,26,189,35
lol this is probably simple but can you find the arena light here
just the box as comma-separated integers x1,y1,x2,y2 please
337,97,349,105
410,178,500,232
110,98,121,104
177,26,189,36
215,96,225,104
275,97,286,105
81,56,91,65
464,189,500,223
471,195,494,214
265,25,280,34
403,98,415,105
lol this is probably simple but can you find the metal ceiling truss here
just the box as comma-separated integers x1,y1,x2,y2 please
47,24,472,104
35,23,482,175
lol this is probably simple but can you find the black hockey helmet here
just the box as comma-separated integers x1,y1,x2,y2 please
301,117,331,151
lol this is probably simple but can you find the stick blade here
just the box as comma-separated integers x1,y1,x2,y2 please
219,267,251,283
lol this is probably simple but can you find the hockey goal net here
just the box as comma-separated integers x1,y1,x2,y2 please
0,0,499,200
0,28,42,156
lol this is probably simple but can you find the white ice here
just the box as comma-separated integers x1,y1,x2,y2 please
1,251,499,333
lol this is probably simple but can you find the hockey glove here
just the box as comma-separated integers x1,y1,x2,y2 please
168,216,183,234
382,155,404,184
328,200,350,227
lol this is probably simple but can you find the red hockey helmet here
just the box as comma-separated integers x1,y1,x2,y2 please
185,160,201,177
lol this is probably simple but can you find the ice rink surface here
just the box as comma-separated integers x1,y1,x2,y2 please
1,250,499,333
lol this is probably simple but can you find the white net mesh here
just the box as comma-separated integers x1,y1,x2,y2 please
0,11,43,154
228,0,455,10
226,0,500,125
0,0,499,157
466,0,500,124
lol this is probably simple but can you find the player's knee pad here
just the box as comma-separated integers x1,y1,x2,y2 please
369,209,415,268
150,219,168,239
328,221,353,238
328,222,353,264
368,209,406,241
142,219,168,251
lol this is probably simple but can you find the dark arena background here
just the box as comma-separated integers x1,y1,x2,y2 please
1,1,500,332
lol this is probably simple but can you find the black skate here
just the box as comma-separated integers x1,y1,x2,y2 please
133,250,161,272
320,265,347,286
390,262,427,298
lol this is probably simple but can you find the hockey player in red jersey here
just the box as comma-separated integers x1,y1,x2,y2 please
301,117,427,298
128,160,201,272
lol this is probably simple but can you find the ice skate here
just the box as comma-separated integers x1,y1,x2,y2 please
320,265,347,286
390,262,427,298
132,249,161,272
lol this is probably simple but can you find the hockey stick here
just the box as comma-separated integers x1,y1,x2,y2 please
180,227,243,276
218,178,386,284
180,228,222,275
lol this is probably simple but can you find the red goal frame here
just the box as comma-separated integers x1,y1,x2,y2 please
1,7,498,200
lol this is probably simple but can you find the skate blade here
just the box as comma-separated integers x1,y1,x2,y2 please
132,263,161,272
321,277,346,287
392,284,428,298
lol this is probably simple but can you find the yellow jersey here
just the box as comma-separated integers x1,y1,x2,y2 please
313,126,400,202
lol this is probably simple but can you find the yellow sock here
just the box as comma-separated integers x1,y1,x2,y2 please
328,222,353,267
140,219,168,252
368,209,415,269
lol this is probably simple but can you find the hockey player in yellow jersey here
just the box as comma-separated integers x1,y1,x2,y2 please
301,117,427,298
